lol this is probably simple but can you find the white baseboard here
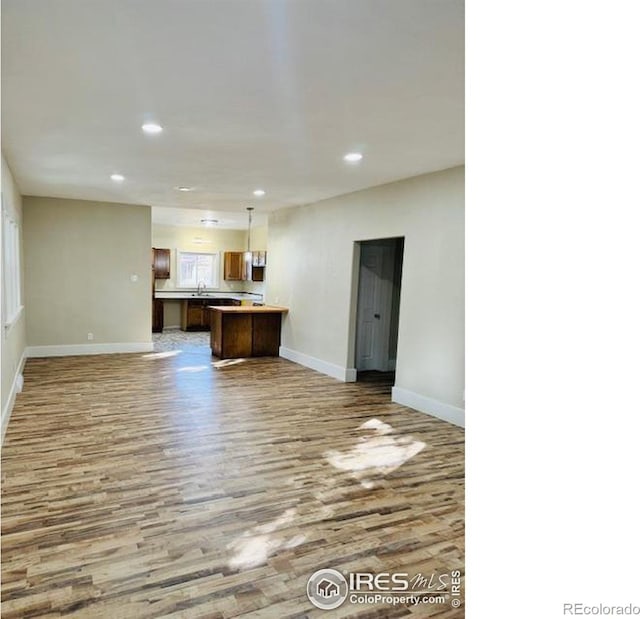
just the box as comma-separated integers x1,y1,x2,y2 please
279,346,357,382
392,386,465,428
1,351,27,446
26,342,154,358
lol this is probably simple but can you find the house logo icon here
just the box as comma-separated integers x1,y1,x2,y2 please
317,578,339,598
307,568,348,610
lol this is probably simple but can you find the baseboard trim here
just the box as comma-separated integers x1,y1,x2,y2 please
1,351,27,446
279,346,356,382
392,386,465,428
26,342,154,358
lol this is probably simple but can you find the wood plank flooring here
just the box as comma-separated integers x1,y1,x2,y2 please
1,348,464,618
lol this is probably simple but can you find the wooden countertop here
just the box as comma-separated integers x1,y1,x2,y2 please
207,305,289,314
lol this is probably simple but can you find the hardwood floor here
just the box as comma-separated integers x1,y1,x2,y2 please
1,349,464,618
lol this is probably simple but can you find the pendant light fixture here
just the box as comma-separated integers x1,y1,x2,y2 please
244,207,254,277
246,207,254,253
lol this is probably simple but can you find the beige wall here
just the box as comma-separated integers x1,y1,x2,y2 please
23,197,152,347
248,225,268,252
152,224,244,293
267,166,464,417
152,223,268,299
1,154,27,439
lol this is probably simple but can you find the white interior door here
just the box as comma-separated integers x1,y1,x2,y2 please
356,243,394,371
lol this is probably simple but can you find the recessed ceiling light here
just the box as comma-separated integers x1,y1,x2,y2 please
343,152,363,163
176,186,193,192
110,173,125,182
142,122,163,134
201,218,218,227
253,189,266,197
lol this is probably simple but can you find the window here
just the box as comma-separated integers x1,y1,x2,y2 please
2,195,23,328
176,251,219,289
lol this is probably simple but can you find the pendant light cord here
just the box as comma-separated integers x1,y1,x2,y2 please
247,207,254,253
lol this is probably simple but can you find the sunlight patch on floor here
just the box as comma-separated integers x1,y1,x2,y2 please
227,508,305,570
228,419,426,569
212,358,246,368
142,350,182,359
176,365,209,373
324,418,426,488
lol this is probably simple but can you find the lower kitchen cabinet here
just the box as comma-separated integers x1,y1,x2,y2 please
180,298,240,331
209,306,287,358
152,298,164,333
181,299,209,331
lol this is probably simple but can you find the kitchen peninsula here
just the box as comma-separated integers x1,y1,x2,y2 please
153,291,263,332
209,305,288,359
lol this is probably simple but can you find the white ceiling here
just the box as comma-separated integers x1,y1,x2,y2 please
1,0,464,228
153,206,267,230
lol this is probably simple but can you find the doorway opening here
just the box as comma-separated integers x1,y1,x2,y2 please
353,237,404,385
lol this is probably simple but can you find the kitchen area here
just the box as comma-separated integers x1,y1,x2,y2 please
151,209,287,358
151,246,266,332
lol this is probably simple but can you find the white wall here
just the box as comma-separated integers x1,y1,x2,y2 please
1,154,27,442
267,166,464,425
23,197,152,355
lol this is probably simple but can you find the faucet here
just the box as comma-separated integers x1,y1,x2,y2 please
197,281,206,295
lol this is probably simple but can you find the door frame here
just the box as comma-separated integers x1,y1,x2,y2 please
347,237,405,377
355,242,394,371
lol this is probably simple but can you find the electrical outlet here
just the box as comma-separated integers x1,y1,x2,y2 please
87,332,94,341
130,274,138,282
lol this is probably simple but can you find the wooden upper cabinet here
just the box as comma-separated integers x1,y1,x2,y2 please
251,251,266,281
224,251,266,281
224,252,246,281
153,248,170,279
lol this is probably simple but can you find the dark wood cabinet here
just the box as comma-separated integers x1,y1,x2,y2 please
212,313,252,358
180,298,239,331
250,268,264,282
153,248,170,279
251,312,281,355
251,251,266,281
224,252,246,280
152,298,164,333
210,307,285,359
181,299,209,331
187,302,204,329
